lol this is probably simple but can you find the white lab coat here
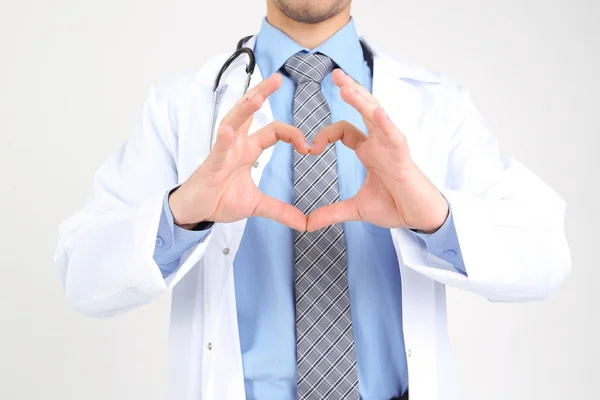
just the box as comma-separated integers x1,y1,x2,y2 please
54,36,571,400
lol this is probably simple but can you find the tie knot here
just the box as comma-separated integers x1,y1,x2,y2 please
283,52,334,84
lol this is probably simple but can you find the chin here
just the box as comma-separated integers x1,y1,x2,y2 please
273,0,350,24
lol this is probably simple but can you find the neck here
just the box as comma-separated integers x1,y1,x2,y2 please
266,2,351,49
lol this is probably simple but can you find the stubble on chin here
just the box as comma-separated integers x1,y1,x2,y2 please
272,0,349,24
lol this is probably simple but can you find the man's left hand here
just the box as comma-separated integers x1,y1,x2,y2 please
306,69,449,233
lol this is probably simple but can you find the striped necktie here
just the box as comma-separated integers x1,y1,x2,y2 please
284,52,359,399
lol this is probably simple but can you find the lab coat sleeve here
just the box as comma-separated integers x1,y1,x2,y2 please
393,85,571,302
154,188,212,278
54,82,213,317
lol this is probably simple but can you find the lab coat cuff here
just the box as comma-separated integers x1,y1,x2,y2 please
409,199,467,276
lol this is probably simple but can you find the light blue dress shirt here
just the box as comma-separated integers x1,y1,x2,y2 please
153,18,465,400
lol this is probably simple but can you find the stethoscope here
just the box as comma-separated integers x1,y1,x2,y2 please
209,35,374,149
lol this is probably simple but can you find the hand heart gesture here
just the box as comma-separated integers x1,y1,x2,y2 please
170,74,309,231
306,69,449,233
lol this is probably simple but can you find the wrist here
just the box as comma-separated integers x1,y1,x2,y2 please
168,185,210,229
414,194,449,234
400,170,449,233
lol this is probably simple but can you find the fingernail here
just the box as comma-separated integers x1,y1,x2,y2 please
382,109,390,119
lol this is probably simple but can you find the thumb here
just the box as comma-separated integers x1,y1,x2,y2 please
253,193,308,232
307,198,361,232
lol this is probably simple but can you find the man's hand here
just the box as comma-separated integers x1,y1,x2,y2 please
169,73,309,232
306,69,449,233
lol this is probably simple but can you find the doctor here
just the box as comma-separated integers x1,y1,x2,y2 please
55,0,571,399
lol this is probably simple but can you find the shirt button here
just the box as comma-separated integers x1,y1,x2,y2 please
207,342,212,351
155,237,164,247
443,249,457,257
222,248,230,255
253,161,259,168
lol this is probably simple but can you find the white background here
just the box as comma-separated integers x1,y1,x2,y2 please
1,0,598,399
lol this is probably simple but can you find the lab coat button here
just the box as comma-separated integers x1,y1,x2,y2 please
223,248,230,255
443,249,457,257
407,349,412,357
207,342,212,350
155,237,164,247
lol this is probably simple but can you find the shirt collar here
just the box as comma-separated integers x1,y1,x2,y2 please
254,17,367,86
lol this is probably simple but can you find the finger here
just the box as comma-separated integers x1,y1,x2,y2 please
309,121,367,155
253,194,307,231
211,124,236,154
332,68,377,103
240,114,254,134
372,107,407,145
333,69,379,126
248,72,283,99
249,121,310,154
339,84,378,124
204,125,236,171
220,73,283,131
307,198,361,232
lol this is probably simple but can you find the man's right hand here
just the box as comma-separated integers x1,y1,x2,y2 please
168,73,309,232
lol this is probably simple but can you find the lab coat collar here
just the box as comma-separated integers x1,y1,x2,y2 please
361,38,444,84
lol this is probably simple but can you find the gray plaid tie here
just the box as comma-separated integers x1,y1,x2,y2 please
284,52,359,399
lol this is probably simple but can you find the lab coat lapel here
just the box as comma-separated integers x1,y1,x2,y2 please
366,37,445,187
214,35,275,187
371,49,448,400
202,38,275,400
204,35,275,314
371,53,434,184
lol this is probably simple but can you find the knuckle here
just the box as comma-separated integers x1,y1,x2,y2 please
338,120,351,131
252,93,265,107
245,98,261,113
396,132,408,145
239,94,262,112
217,124,230,135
